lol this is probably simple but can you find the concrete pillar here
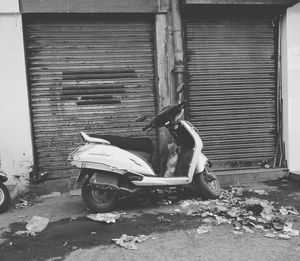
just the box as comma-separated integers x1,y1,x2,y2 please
281,3,300,174
0,1,34,184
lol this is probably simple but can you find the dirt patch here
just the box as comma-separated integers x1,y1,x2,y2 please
0,213,200,261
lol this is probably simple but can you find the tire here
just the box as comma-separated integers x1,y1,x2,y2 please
195,165,221,199
82,181,119,213
0,182,10,214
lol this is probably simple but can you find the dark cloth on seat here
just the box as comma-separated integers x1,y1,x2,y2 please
90,134,154,154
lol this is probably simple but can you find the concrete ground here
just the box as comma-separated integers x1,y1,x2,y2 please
0,179,300,261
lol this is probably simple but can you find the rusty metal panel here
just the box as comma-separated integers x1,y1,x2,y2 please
185,15,277,170
25,16,157,178
20,0,157,13
185,0,293,5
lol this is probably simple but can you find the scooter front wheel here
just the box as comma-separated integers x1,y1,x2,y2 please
195,165,221,199
82,181,119,213
0,182,10,213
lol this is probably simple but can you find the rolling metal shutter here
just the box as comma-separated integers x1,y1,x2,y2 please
25,16,157,179
185,15,278,170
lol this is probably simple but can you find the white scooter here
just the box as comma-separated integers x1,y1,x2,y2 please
68,101,221,212
0,172,10,213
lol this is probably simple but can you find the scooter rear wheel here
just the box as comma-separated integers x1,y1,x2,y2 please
82,181,119,213
195,165,221,199
0,182,10,213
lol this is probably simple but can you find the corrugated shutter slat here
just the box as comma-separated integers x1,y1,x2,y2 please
25,17,157,178
186,17,277,170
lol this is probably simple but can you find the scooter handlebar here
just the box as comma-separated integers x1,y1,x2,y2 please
142,101,185,132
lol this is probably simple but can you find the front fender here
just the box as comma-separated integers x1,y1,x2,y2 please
195,153,208,174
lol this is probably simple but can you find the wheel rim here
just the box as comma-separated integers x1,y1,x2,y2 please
91,188,114,204
0,188,5,205
87,184,117,209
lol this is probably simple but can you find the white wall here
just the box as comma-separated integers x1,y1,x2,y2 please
0,1,34,184
0,0,19,13
282,3,300,173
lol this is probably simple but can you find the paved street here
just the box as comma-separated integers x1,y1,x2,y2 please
0,180,300,261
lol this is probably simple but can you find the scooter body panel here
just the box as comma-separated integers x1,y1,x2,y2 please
132,176,189,186
180,121,203,182
195,152,208,174
70,143,156,176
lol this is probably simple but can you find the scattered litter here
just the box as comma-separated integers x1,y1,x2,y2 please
196,225,212,235
272,217,285,231
279,207,289,216
91,232,96,235
26,216,50,233
202,218,213,223
231,187,243,196
15,199,31,209
278,234,290,240
176,186,299,240
253,190,269,195
9,242,13,246
283,222,299,236
50,257,63,261
15,216,49,236
157,216,171,222
40,192,61,199
112,234,151,250
87,212,125,224
15,231,36,237
233,231,243,235
157,199,172,205
69,189,81,197
63,242,68,246
265,232,277,238
284,206,299,215
179,199,201,208
174,208,181,212
242,226,254,233
70,215,80,221
215,216,229,225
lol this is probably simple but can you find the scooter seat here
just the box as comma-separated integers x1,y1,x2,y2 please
89,134,154,154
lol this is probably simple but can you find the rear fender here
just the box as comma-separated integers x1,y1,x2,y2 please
89,172,119,190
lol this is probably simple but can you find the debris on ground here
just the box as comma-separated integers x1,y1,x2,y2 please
40,192,62,199
250,189,269,195
196,225,212,235
264,232,277,238
26,216,50,233
152,187,186,205
178,188,299,240
15,215,50,236
15,231,37,237
112,234,152,250
157,199,172,205
69,189,81,197
15,199,32,208
87,212,125,224
157,216,171,222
